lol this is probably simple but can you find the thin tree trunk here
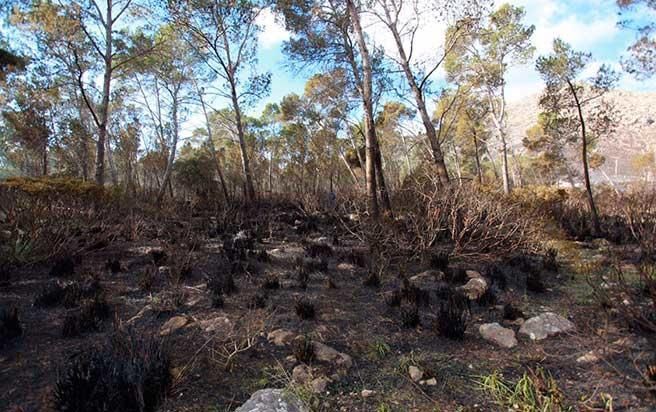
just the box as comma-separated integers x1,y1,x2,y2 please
384,13,449,184
196,84,230,202
346,0,379,217
472,128,483,184
568,79,601,235
93,0,114,186
229,78,256,202
157,88,180,204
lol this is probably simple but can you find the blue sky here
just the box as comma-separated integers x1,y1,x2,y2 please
249,0,656,117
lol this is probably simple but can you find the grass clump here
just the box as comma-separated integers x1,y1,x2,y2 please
478,367,571,412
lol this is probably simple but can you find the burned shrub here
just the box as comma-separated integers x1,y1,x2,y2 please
295,217,319,235
384,289,402,307
401,278,430,307
444,267,468,284
526,270,546,293
436,293,469,340
296,256,328,274
207,272,237,296
0,307,22,346
543,248,559,273
49,255,76,277
150,249,167,266
34,279,102,309
248,292,267,309
429,251,450,271
325,276,338,289
293,335,315,364
400,304,420,328
342,248,368,268
0,264,11,287
210,290,224,308
297,267,309,290
295,298,316,320
363,269,381,288
476,286,498,307
105,258,121,274
252,249,270,263
54,328,171,412
303,242,333,259
138,268,155,291
503,303,524,321
486,264,508,290
62,295,112,338
261,275,280,290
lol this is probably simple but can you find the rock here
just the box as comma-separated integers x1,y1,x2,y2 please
234,388,308,412
410,270,445,291
424,378,437,386
408,365,423,382
199,316,232,333
457,277,488,300
466,270,483,279
160,316,190,336
519,312,575,341
292,364,313,385
310,376,330,393
312,342,352,370
336,262,357,271
576,351,600,364
268,329,296,346
233,230,254,249
479,323,518,348
361,389,375,398
158,266,171,277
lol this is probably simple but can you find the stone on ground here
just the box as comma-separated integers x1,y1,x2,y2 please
268,329,296,346
479,322,518,348
160,315,191,336
519,312,575,341
408,365,424,382
234,389,308,412
457,277,488,300
312,341,353,370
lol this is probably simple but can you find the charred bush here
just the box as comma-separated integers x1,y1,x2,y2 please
503,303,524,321
296,256,328,274
400,304,420,328
444,267,468,284
49,255,76,277
401,278,430,307
543,248,559,273
34,279,101,309
261,275,280,290
476,286,498,307
293,335,315,364
384,289,402,307
248,292,267,309
429,251,450,271
0,307,22,346
436,293,469,340
105,258,121,274
363,269,381,288
486,264,508,290
526,270,546,293
54,327,170,412
342,249,368,268
207,272,237,296
62,295,111,338
295,298,316,320
150,249,167,266
139,268,155,291
303,242,333,259
210,290,224,308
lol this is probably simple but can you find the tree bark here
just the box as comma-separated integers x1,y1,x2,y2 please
568,79,601,235
157,87,180,204
197,84,230,202
346,0,380,217
93,0,114,186
381,5,450,184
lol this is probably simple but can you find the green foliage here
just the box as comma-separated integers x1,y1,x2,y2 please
478,368,572,411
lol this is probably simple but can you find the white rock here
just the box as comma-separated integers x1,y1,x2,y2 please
199,315,232,333
479,323,518,348
519,312,575,341
457,277,488,300
408,365,423,382
424,378,437,386
311,376,331,393
234,389,308,412
292,364,313,385
312,342,353,370
361,389,375,398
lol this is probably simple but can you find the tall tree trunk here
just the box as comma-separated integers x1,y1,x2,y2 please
157,89,180,204
106,135,119,186
197,84,230,202
229,77,256,202
500,136,511,194
568,80,601,235
94,0,114,186
346,0,380,217
372,133,391,210
383,11,449,184
472,128,483,184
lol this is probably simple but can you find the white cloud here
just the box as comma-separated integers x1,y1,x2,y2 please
257,9,289,49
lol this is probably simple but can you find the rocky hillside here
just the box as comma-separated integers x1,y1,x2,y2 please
506,90,656,179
